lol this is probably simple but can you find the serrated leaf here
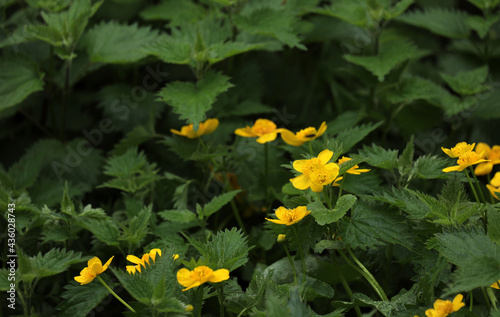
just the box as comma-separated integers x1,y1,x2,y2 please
84,21,160,63
398,135,414,176
74,217,120,246
341,200,414,250
359,143,398,170
345,40,427,81
308,195,356,226
488,206,500,245
234,6,305,49
440,65,489,96
0,56,44,112
314,240,344,253
158,71,233,128
187,228,252,271
412,155,450,179
385,76,444,104
57,278,110,317
158,209,197,223
396,7,470,39
18,249,84,283
202,190,241,218
372,187,431,219
467,0,500,10
313,0,369,27
120,206,151,247
467,15,500,39
111,126,157,156
139,0,206,26
335,122,383,153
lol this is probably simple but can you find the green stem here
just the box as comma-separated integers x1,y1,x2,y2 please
308,142,313,156
292,226,306,280
465,170,481,203
283,242,298,285
488,174,495,204
487,287,498,310
483,287,492,310
338,175,346,199
197,285,204,317
264,142,269,202
97,276,136,313
218,286,225,317
230,199,246,234
323,186,333,209
470,167,486,203
331,252,362,317
339,248,388,301
469,290,473,312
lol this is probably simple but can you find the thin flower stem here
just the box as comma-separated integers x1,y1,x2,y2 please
292,226,307,280
338,176,346,199
323,187,333,209
482,287,492,310
469,291,473,312
488,174,495,204
341,248,388,301
308,142,313,156
218,286,225,317
197,285,204,317
283,243,298,285
97,276,136,313
465,170,480,203
331,252,362,317
470,167,486,203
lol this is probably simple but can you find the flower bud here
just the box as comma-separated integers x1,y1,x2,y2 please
277,234,286,243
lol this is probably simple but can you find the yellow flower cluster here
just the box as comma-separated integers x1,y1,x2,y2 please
415,294,465,317
126,248,179,275
176,265,230,291
441,142,488,172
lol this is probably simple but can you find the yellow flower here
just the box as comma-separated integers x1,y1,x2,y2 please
491,279,500,289
290,149,340,192
126,249,179,274
441,142,475,158
266,206,311,226
176,266,230,291
442,151,488,172
474,143,500,175
486,172,500,200
424,294,465,317
74,256,114,285
171,118,219,139
337,156,371,175
281,122,327,146
234,118,283,144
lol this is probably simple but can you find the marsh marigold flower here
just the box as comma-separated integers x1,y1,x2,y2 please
234,118,283,144
171,118,219,139
266,206,311,226
290,149,340,192
424,294,465,317
74,256,114,285
176,266,229,291
486,172,500,200
126,249,179,275
281,122,327,146
441,142,475,158
474,142,500,175
442,150,488,173
337,156,370,175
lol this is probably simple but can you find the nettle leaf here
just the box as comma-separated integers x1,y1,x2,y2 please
0,56,44,112
157,71,233,128
412,155,450,179
111,125,158,156
341,200,414,250
467,15,500,39
74,215,120,247
57,277,111,317
18,248,85,283
307,195,356,226
226,271,273,315
384,0,414,19
467,0,500,11
25,0,72,12
488,206,500,245
313,0,369,27
334,121,383,153
188,228,252,271
120,206,152,247
139,0,206,26
84,21,160,64
202,190,241,218
371,187,431,219
395,7,470,39
440,65,489,96
385,76,444,104
158,209,197,223
345,40,427,81
358,143,398,170
398,135,414,176
234,5,305,49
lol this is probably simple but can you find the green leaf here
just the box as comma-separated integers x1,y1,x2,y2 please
398,135,414,176
18,249,84,283
74,214,120,247
158,209,197,223
358,143,398,170
345,40,427,81
385,76,444,104
139,0,206,26
84,21,159,64
335,121,384,153
467,15,500,39
341,200,414,250
395,7,470,39
157,71,233,127
313,0,369,27
467,0,500,11
371,187,431,219
308,195,356,226
120,206,151,247
314,240,344,253
26,0,72,12
440,65,489,96
111,125,157,156
57,278,110,317
187,228,252,271
202,190,242,218
60,182,75,216
488,206,500,245
234,6,305,49
226,271,273,314
0,56,44,112
412,155,450,179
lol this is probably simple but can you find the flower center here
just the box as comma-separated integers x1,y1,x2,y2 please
252,119,277,136
193,267,212,282
451,142,472,157
283,209,298,222
310,165,336,185
458,151,482,165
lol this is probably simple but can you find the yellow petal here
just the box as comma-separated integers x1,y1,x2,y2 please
256,132,277,144
202,118,219,135
265,218,290,225
149,249,161,262
208,269,230,283
176,268,195,289
126,255,143,265
317,149,333,164
295,206,311,219
475,162,493,176
126,266,137,275
310,182,324,192
442,166,461,173
487,184,500,200
491,280,500,289
476,142,491,156
87,256,102,268
281,129,304,146
74,275,94,285
274,206,288,221
293,159,310,173
492,172,500,187
290,174,311,190
234,127,255,137
316,121,327,137
452,294,465,311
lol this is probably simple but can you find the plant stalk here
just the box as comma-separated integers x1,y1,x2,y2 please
97,276,136,313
